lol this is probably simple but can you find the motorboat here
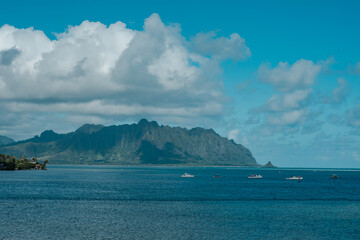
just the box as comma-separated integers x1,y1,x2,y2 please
181,173,194,178
213,174,221,178
330,174,338,179
248,174,263,179
286,176,303,180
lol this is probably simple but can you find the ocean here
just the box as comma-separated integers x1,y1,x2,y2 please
1,165,360,239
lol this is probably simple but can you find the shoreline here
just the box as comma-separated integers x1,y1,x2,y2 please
44,164,360,171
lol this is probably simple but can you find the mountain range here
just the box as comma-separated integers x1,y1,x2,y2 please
0,119,257,166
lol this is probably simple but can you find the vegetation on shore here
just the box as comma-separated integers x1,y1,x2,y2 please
0,154,48,170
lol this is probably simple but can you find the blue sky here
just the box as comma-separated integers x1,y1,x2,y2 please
0,0,359,167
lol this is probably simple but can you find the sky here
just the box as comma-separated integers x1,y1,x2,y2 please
0,0,360,167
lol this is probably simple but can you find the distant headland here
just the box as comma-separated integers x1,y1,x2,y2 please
0,119,257,166
0,154,47,170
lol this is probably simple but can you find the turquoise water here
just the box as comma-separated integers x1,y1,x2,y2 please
1,166,360,239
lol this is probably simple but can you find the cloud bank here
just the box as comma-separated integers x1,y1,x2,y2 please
253,59,323,130
0,14,250,138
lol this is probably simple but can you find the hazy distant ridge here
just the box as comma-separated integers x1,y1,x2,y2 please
0,119,257,166
0,135,15,146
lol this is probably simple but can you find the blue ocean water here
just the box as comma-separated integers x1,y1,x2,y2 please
1,166,360,239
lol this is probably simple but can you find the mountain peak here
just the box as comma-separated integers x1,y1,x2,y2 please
38,130,61,142
138,119,159,128
0,135,15,146
76,124,104,134
40,130,56,137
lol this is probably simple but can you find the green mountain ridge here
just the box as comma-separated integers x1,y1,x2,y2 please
0,135,15,146
0,119,257,166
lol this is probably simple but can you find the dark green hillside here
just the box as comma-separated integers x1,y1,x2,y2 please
0,119,257,166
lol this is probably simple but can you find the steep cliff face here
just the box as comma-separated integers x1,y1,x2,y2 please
0,119,257,166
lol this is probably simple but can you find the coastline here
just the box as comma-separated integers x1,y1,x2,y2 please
44,164,360,171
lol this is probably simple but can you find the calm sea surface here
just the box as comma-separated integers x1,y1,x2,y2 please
1,165,360,239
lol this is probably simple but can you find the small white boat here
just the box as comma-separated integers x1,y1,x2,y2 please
330,174,338,179
286,176,303,180
181,173,194,178
248,174,263,179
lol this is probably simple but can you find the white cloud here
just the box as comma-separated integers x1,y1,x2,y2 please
0,47,21,66
258,59,321,92
147,46,200,90
263,89,312,112
228,129,240,142
0,25,53,74
4,100,222,117
190,31,251,61
0,20,135,101
327,77,349,104
251,59,325,131
268,109,308,125
0,14,250,139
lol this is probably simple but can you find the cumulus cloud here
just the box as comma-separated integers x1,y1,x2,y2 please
322,78,349,105
267,109,309,125
0,14,250,139
263,89,312,112
250,59,325,133
0,47,21,65
331,78,349,103
228,129,240,142
190,31,251,61
258,59,321,92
